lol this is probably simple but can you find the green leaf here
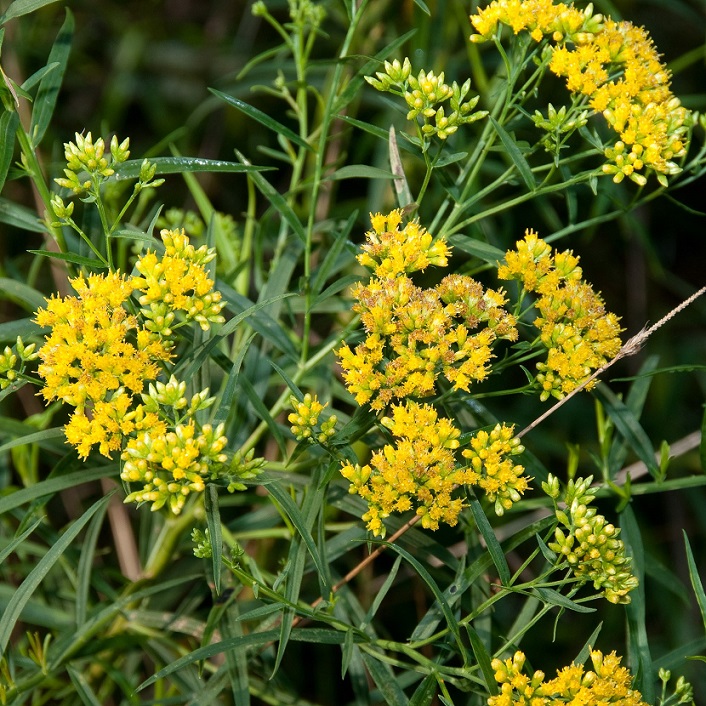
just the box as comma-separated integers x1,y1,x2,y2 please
114,156,273,180
389,126,414,208
592,385,659,478
0,464,118,515
0,196,45,232
311,211,357,296
0,316,43,343
75,497,110,627
28,249,108,268
409,673,437,706
0,108,19,193
447,235,506,265
489,116,536,191
328,164,396,180
235,149,307,243
0,494,113,656
209,89,312,152
413,0,431,14
360,555,402,629
0,516,42,565
0,276,48,312
684,532,706,632
30,9,73,147
0,0,63,23
466,624,498,696
212,333,255,428
467,490,511,586
66,664,103,706
360,651,410,706
532,587,596,613
0,427,65,456
205,485,223,596
386,543,467,661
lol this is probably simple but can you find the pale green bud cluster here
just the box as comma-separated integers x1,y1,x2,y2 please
55,132,129,194
0,337,39,390
142,375,215,416
365,60,487,141
543,474,638,604
221,448,266,493
288,393,337,443
532,102,588,159
658,668,694,705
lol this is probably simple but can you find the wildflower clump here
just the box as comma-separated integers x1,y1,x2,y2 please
133,229,226,336
469,0,692,185
288,393,337,443
365,59,487,142
337,211,516,411
34,271,172,458
488,649,648,705
543,474,639,604
340,401,465,536
340,402,529,536
498,229,622,401
118,376,262,513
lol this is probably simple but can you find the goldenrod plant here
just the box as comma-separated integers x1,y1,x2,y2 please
1,0,705,704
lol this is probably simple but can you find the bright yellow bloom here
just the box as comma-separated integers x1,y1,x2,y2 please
122,420,228,514
338,213,517,410
470,0,692,184
460,423,529,515
340,401,466,537
488,649,648,705
35,272,170,412
359,210,451,278
133,229,226,334
499,230,622,401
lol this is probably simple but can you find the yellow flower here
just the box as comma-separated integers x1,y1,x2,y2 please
499,230,622,401
340,401,466,537
488,649,648,705
133,229,226,334
470,0,692,184
122,420,229,514
358,210,451,278
460,423,529,515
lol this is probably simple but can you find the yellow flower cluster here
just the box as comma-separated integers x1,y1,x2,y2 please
340,401,466,536
543,474,638,603
133,229,226,336
288,393,337,443
498,230,622,401
461,423,528,516
489,649,648,705
35,271,171,458
340,403,528,536
338,211,517,410
122,420,228,515
470,0,692,185
365,60,487,141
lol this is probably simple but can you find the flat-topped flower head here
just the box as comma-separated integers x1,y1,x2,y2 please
470,0,692,185
133,229,226,335
359,210,451,278
488,649,648,705
499,230,622,401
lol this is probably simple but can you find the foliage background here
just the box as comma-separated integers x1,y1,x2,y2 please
1,0,705,703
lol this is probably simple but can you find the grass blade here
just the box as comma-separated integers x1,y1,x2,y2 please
0,0,63,22
360,650,409,706
205,484,223,596
30,9,73,147
0,109,19,193
210,89,312,151
683,531,706,632
0,493,113,655
489,116,536,191
467,490,511,586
